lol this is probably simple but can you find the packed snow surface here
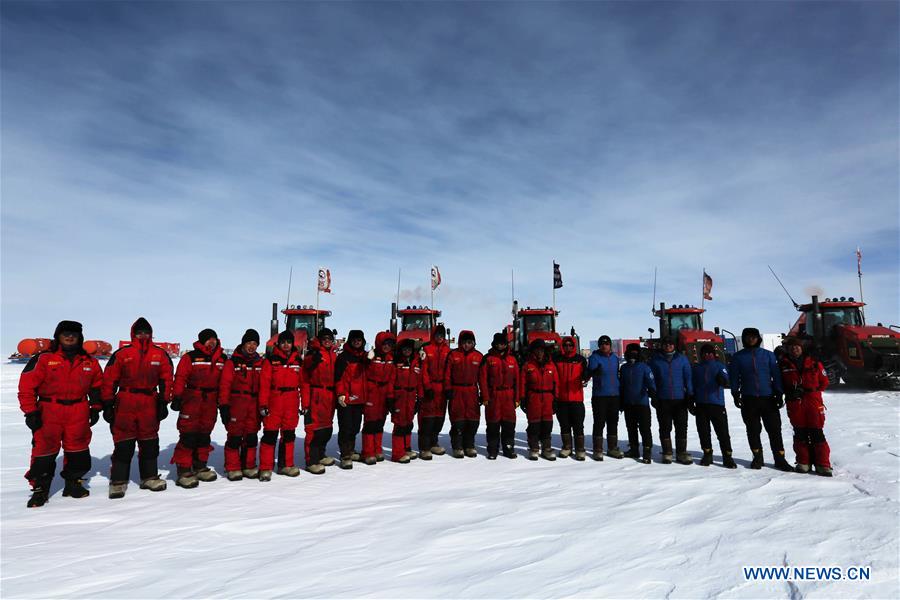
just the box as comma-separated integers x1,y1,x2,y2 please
1,363,897,599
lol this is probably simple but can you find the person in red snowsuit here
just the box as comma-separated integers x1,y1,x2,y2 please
779,337,832,476
390,339,427,463
361,331,396,465
554,336,588,460
218,329,264,481
443,330,483,458
101,317,173,498
301,328,338,474
172,328,225,488
418,324,451,458
479,332,519,460
19,320,104,507
335,329,368,469
520,339,559,461
258,330,302,480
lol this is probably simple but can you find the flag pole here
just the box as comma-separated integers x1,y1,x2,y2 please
857,247,866,322
430,266,434,312
552,259,556,314
701,268,705,310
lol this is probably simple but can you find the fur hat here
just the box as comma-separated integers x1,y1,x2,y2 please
197,328,218,344
277,330,295,345
458,330,475,344
241,329,260,345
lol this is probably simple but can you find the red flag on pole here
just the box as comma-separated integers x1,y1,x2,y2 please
317,268,332,294
431,265,442,291
703,270,713,301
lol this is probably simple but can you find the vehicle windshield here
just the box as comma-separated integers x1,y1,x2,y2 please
667,313,701,332
287,314,325,335
820,307,863,330
523,314,554,333
402,314,433,331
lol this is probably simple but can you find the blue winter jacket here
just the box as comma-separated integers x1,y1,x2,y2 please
587,350,620,397
728,347,782,397
649,352,693,401
619,361,656,406
691,359,729,406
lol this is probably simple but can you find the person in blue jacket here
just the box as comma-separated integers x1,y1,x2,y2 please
728,327,792,471
619,343,655,464
585,335,623,460
691,344,737,468
648,335,693,464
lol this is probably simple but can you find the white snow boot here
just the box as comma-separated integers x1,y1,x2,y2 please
108,481,128,499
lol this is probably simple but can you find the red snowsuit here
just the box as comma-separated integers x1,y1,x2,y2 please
219,348,263,472
102,323,174,444
172,341,226,469
479,347,519,457
520,356,559,444
391,354,427,461
301,338,337,466
19,346,103,486
102,320,174,483
779,354,831,468
443,339,483,451
554,341,588,440
258,346,302,471
417,333,451,452
334,342,368,459
362,331,395,460
479,349,519,424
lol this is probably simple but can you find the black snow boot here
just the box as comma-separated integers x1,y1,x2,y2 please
27,486,50,508
700,449,713,467
642,445,652,464
527,434,540,461
592,435,604,461
62,478,89,498
607,436,624,459
624,444,640,459
773,451,793,472
722,450,737,469
750,449,764,470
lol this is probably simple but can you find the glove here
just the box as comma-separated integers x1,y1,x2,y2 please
102,401,116,424
419,349,427,361
89,408,101,426
424,389,435,401
519,397,528,411
552,399,558,414
259,406,270,418
686,397,696,416
156,396,169,421
772,392,784,409
24,411,42,432
367,349,376,360
444,389,454,401
715,372,728,387
479,395,487,407
650,399,658,409
732,392,742,409
387,398,397,414
337,395,347,408
303,410,312,426
171,396,182,411
219,405,231,426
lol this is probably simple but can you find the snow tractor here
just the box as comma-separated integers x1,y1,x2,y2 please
389,303,448,349
643,302,726,364
785,295,900,388
9,338,53,363
266,302,332,354
507,301,578,360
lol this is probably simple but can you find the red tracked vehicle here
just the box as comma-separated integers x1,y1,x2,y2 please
642,302,726,364
389,303,448,348
785,295,900,388
506,301,579,360
265,303,332,355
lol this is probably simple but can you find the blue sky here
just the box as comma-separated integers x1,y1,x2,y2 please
2,1,898,352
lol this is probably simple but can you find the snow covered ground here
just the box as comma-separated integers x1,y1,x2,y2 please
1,362,897,599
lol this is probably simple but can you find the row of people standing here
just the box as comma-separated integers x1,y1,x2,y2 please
18,319,833,508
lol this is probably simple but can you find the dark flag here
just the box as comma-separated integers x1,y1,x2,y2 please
553,262,563,289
